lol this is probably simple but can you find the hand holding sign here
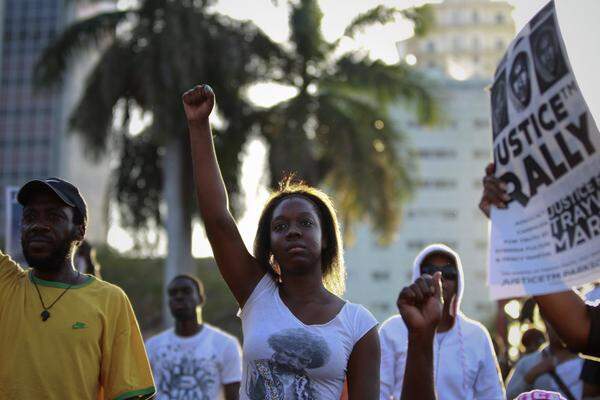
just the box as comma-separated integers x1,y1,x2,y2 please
479,162,510,218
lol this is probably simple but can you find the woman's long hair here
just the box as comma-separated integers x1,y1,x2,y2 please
253,177,346,296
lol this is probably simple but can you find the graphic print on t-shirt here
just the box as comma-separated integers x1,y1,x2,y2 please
246,328,331,400
153,346,218,400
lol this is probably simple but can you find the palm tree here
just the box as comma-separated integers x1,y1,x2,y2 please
254,0,436,243
35,0,284,324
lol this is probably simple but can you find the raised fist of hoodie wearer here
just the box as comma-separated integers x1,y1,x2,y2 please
379,244,506,400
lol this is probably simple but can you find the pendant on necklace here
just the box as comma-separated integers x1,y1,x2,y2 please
41,310,50,321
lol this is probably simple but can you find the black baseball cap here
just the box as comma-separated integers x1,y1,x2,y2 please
17,177,88,223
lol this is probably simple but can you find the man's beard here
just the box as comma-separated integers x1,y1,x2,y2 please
22,236,75,273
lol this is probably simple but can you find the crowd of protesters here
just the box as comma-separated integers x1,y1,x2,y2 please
1,83,599,399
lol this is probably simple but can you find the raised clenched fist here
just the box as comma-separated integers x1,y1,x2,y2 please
182,84,215,124
397,272,443,335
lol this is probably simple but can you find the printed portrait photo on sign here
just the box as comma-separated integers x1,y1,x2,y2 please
528,1,554,30
491,69,509,140
509,51,532,112
530,15,569,94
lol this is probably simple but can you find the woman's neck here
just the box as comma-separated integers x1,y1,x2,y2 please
279,269,330,303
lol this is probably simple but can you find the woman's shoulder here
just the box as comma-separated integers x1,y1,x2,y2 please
339,300,379,342
341,300,377,321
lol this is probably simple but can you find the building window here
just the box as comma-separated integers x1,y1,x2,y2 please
426,41,435,53
371,270,390,282
406,209,458,220
496,39,505,50
407,240,457,250
453,37,463,51
472,37,480,51
370,302,391,314
473,118,489,128
472,11,480,23
474,240,488,250
417,179,457,189
453,11,461,25
446,119,458,129
495,13,505,24
407,240,427,250
411,148,457,159
473,148,490,159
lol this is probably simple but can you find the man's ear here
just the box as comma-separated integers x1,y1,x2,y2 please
74,224,85,243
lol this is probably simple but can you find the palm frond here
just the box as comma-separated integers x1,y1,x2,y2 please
113,130,163,239
289,0,327,65
401,4,434,37
34,10,132,87
329,54,438,124
252,94,321,185
69,42,134,158
343,5,400,39
316,92,414,244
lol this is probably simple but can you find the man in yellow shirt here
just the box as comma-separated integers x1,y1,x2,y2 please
0,177,156,399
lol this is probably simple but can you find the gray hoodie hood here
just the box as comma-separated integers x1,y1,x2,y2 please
411,243,465,316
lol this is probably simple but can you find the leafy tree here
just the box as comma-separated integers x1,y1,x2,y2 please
255,0,436,242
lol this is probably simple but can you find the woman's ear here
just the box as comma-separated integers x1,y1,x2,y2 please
269,254,283,283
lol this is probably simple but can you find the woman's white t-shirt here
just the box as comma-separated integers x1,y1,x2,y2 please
238,274,378,400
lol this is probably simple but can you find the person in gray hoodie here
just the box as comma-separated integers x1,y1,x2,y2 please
379,243,506,400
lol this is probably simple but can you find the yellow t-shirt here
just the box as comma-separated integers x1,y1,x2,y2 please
0,251,156,400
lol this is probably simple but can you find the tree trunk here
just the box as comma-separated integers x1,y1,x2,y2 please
162,135,194,327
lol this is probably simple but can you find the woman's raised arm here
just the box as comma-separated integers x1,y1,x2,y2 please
183,84,263,306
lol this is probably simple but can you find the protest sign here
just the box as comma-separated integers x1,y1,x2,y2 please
4,186,25,265
488,1,600,299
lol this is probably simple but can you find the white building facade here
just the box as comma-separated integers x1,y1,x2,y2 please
344,0,515,324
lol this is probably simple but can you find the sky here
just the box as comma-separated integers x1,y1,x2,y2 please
107,0,600,255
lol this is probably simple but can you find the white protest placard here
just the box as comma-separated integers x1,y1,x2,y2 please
488,1,600,299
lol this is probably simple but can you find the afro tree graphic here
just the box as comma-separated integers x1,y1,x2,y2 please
247,328,331,400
